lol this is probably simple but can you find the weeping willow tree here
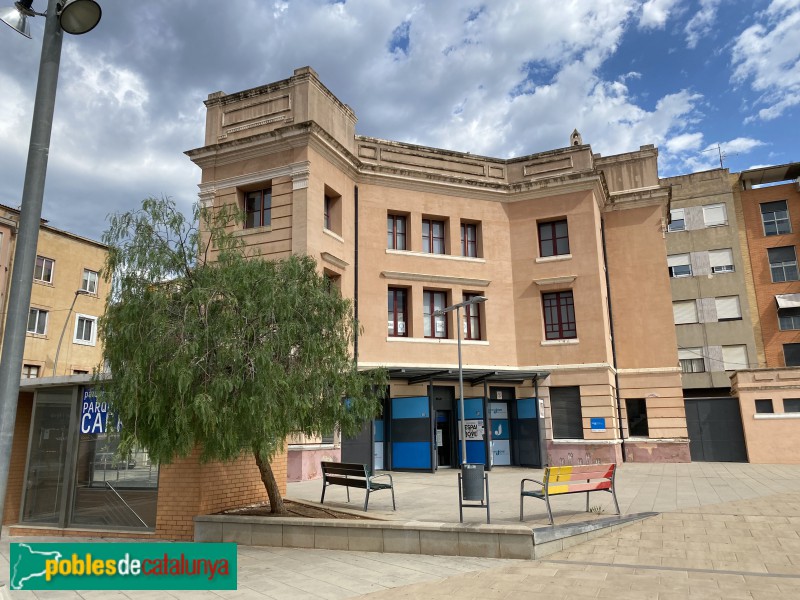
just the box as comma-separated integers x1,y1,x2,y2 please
98,197,386,513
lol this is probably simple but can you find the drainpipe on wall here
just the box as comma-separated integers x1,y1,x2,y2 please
601,217,626,462
354,185,359,363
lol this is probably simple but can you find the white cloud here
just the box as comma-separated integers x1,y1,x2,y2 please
685,0,720,48
665,132,704,153
639,0,683,29
731,0,800,122
714,137,767,154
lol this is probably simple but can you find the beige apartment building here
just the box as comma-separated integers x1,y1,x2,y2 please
186,67,690,472
661,170,760,462
0,204,107,378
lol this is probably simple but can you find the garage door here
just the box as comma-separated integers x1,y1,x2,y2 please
684,398,748,462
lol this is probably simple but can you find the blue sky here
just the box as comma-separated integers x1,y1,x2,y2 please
0,0,797,241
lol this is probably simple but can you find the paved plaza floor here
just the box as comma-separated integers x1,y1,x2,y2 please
3,462,800,598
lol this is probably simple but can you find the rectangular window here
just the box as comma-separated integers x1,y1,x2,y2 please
715,296,741,321
244,188,271,229
667,254,692,278
34,256,54,283
678,348,705,373
387,214,407,250
784,343,800,367
709,248,735,273
768,246,799,282
668,208,685,232
779,307,800,330
27,308,47,335
672,300,698,325
323,188,341,234
626,399,649,437
74,315,97,346
755,399,774,414
784,399,800,413
461,222,478,257
761,200,791,236
538,219,570,257
423,290,448,338
550,387,583,440
22,365,40,379
542,291,577,340
81,269,99,294
703,203,727,227
422,219,446,254
463,293,482,340
721,345,748,371
387,288,407,337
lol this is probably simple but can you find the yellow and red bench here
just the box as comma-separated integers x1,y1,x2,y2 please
520,463,621,524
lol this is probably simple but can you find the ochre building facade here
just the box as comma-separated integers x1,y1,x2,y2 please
187,67,690,470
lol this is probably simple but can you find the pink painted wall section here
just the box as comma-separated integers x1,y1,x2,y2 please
545,442,622,466
287,447,341,482
624,440,690,463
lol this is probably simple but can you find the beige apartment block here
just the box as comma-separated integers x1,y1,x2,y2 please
660,169,760,462
186,67,690,473
0,204,107,378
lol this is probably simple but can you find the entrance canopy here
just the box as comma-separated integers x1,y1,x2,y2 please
384,367,549,386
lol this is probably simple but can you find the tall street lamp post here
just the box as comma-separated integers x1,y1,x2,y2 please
0,0,102,537
433,295,487,466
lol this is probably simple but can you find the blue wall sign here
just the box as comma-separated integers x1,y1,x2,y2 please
590,417,606,432
80,388,121,434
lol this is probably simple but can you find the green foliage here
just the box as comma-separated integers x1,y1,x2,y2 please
98,197,386,467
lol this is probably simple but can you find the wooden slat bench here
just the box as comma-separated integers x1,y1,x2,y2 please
320,461,396,512
520,463,620,524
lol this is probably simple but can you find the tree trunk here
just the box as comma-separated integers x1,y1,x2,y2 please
254,451,286,514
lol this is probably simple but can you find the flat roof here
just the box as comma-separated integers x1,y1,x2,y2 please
739,162,800,185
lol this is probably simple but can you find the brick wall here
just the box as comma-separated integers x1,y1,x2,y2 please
740,182,800,367
154,447,287,540
3,392,33,525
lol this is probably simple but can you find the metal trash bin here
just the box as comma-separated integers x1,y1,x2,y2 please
458,463,490,523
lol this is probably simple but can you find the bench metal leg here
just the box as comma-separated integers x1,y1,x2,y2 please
390,485,396,511
545,493,554,525
485,474,490,524
364,489,369,511
346,485,350,503
519,494,524,522
321,480,327,505
611,487,621,516
458,473,464,523
586,490,590,513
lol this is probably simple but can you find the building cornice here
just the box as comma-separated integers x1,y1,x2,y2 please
381,270,491,287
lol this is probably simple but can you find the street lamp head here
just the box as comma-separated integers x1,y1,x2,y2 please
1,0,101,37
58,0,100,35
470,295,487,304
0,2,34,38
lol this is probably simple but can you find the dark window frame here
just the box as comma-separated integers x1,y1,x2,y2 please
244,188,272,229
779,307,800,331
324,195,332,230
423,290,448,339
542,291,577,340
387,214,407,250
461,222,478,258
463,293,482,340
784,343,800,367
387,287,408,337
755,399,774,414
538,219,570,258
626,398,649,437
422,219,446,254
761,200,791,236
550,386,583,440
769,246,799,282
783,398,800,413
